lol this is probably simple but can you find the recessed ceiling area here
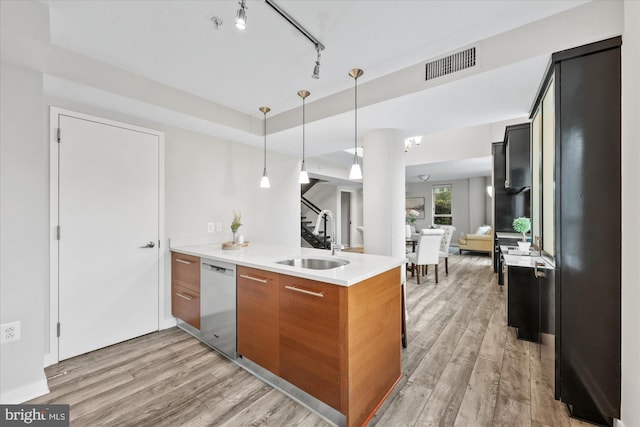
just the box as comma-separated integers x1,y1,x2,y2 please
40,0,600,181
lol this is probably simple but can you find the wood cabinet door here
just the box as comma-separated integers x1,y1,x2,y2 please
279,275,344,411
171,283,200,329
171,252,200,329
172,253,200,294
237,266,280,375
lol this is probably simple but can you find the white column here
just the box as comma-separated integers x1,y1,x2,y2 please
362,129,405,258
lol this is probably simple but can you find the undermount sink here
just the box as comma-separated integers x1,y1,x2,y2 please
275,256,350,270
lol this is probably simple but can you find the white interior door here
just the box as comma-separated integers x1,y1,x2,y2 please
58,114,159,360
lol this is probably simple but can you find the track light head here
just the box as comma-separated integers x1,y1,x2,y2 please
235,0,247,30
311,47,321,79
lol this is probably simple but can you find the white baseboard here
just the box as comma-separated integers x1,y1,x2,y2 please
0,377,49,404
160,317,177,330
43,352,57,368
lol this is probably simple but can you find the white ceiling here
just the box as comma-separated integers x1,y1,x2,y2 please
42,0,590,180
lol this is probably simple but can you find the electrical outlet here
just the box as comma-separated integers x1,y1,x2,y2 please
216,222,222,232
207,222,215,233
1,321,21,344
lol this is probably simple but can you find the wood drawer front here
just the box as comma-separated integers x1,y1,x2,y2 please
172,252,200,293
172,283,200,329
279,274,342,410
237,266,280,375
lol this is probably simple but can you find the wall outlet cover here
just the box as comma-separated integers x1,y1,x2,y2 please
1,321,21,344
207,223,215,233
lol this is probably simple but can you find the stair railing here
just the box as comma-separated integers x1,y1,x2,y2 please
301,196,329,249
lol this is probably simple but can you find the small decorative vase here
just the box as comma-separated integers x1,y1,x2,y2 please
517,241,531,253
232,231,238,244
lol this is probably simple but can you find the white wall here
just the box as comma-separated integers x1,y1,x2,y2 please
406,177,489,244
0,62,50,402
621,2,640,427
468,177,487,233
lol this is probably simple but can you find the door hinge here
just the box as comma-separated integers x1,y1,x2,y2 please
56,322,60,337
57,128,61,143
158,240,161,249
56,225,61,240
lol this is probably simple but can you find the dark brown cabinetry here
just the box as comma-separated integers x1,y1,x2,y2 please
506,262,554,344
171,252,200,329
504,123,531,190
237,266,280,375
530,36,621,426
506,265,540,341
492,141,531,272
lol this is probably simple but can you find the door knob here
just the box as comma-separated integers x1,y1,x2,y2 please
141,241,156,248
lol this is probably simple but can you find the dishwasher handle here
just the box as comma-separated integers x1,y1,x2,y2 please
202,263,234,275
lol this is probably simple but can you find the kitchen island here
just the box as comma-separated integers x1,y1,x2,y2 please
171,243,405,427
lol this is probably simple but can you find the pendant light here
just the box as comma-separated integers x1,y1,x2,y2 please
349,68,364,180
259,106,271,188
298,90,310,184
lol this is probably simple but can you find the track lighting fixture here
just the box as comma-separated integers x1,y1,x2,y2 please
312,47,321,79
259,106,271,188
235,0,247,31
298,90,310,184
265,0,325,80
349,68,364,180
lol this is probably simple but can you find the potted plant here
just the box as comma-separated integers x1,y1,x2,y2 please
230,210,242,243
512,216,531,252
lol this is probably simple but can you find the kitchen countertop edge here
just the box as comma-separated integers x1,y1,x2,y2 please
171,243,405,287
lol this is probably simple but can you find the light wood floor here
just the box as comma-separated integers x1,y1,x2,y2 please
30,254,594,426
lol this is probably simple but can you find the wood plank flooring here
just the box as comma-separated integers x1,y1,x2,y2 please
30,253,594,426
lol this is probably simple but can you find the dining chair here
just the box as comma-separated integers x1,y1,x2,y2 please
437,225,456,275
406,229,444,284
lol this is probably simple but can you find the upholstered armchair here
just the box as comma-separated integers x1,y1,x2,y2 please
458,225,493,254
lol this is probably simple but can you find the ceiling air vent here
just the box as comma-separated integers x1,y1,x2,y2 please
425,47,476,81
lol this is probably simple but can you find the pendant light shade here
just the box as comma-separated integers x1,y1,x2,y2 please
259,106,271,188
349,68,364,180
298,90,310,184
349,163,362,180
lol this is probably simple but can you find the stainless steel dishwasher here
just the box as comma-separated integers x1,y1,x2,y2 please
200,259,236,359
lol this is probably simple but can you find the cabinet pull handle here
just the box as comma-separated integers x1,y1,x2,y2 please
239,274,268,284
176,292,193,301
285,285,324,298
175,259,192,265
534,261,547,278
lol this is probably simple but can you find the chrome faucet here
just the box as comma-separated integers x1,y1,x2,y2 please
312,209,342,255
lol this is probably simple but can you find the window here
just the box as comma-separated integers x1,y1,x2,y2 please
432,185,452,225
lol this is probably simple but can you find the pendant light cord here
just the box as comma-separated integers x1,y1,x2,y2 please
354,76,358,164
302,97,306,165
263,111,267,169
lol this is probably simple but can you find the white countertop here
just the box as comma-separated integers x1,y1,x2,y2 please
500,245,555,269
170,243,405,286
